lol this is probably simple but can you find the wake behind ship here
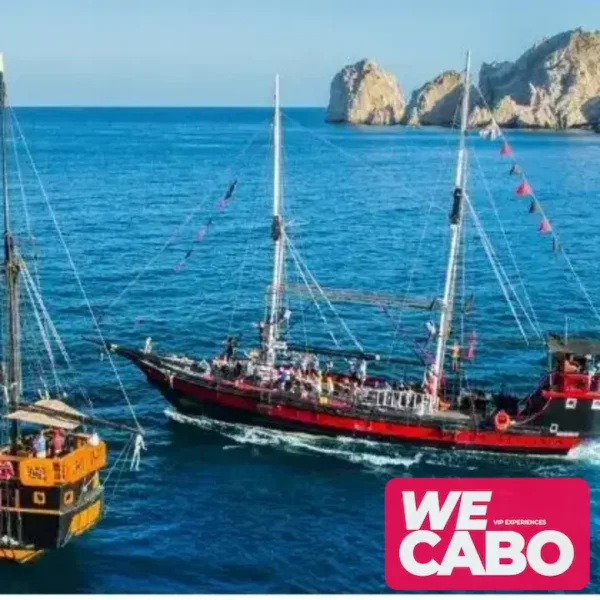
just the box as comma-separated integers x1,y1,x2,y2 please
106,56,600,456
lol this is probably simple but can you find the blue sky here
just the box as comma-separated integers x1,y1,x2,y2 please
2,0,599,106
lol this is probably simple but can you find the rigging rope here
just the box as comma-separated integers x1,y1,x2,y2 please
102,119,270,317
464,194,529,342
473,84,600,330
469,142,544,340
285,232,363,352
285,236,340,348
10,110,142,433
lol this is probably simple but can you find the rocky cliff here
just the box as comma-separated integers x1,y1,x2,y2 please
325,59,405,125
326,29,600,130
403,70,464,126
478,28,600,128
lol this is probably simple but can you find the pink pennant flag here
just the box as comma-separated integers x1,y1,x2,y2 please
500,142,512,156
516,181,533,197
538,218,552,234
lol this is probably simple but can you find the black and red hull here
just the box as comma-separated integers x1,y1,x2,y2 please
112,345,584,456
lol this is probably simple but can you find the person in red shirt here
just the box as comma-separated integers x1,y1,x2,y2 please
51,428,65,457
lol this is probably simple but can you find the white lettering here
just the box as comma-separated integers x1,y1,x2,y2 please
485,531,527,575
399,530,441,576
456,491,491,530
527,530,574,577
402,491,462,531
438,531,485,575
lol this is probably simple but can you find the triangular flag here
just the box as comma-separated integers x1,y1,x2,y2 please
528,200,539,214
509,164,521,176
552,238,560,252
500,142,512,156
539,218,552,233
516,181,533,196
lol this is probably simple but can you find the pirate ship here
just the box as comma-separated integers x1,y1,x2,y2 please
0,55,143,563
107,55,600,456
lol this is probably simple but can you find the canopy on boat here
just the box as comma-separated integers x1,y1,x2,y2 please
5,399,84,431
547,333,600,357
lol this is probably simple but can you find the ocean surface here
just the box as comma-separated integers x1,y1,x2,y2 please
2,107,600,593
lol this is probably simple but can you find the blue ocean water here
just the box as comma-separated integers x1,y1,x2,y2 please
2,107,600,593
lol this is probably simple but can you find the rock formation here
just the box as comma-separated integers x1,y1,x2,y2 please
403,70,464,126
325,59,405,125
478,28,600,129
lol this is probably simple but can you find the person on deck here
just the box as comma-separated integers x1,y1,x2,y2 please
450,342,461,371
51,428,65,458
33,431,47,458
326,375,335,396
358,359,368,385
563,354,580,374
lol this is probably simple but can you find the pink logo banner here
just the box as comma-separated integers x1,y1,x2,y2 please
385,477,589,591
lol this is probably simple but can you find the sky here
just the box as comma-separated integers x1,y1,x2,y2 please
2,0,599,106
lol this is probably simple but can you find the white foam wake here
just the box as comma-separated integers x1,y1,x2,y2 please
164,409,422,469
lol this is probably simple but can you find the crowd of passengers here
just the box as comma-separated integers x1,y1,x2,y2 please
207,336,428,403
12,428,101,459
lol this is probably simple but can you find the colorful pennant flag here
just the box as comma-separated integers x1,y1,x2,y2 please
516,181,533,197
509,164,521,176
528,200,539,214
174,179,239,273
552,238,560,252
539,218,552,234
500,142,512,156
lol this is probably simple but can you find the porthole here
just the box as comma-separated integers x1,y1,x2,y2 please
33,491,46,506
565,398,577,410
549,423,559,434
64,490,74,506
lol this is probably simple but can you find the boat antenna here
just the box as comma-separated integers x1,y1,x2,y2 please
430,50,471,408
0,54,22,451
264,73,285,366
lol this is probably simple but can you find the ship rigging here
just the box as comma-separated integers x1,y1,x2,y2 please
0,54,144,563
104,52,600,456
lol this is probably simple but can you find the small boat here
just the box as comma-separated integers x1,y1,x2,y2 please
0,55,144,563
107,54,600,456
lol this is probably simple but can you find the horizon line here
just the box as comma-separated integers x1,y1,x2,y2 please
12,104,325,110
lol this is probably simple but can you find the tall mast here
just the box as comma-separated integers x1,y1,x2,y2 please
0,54,22,449
265,74,284,366
430,50,471,407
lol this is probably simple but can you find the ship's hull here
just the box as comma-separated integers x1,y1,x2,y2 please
117,347,581,456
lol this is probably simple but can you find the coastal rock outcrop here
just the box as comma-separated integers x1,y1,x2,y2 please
403,70,464,126
478,28,600,129
325,59,405,125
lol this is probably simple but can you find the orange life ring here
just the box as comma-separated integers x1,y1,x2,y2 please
494,410,511,433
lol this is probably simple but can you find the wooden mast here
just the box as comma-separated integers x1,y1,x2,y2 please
430,50,471,409
265,74,284,366
0,55,22,450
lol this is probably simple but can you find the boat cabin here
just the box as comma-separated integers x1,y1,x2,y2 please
0,398,106,563
545,334,600,397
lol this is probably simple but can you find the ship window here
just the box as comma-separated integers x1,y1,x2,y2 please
566,398,577,409
33,491,46,506
64,491,74,506
593,400,600,411
549,423,559,434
